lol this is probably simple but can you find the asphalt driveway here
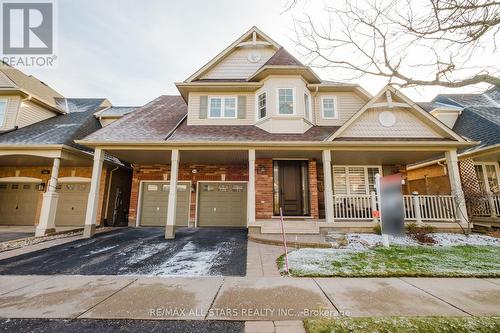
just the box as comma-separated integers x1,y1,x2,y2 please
0,228,247,276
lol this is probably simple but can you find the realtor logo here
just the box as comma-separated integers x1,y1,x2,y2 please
1,0,57,68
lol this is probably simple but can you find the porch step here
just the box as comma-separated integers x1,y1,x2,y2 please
259,220,320,234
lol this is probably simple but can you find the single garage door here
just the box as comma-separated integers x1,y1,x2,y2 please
198,182,247,227
140,181,190,227
55,182,90,226
0,183,39,226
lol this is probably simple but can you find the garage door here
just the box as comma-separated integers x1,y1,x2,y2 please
55,182,90,226
140,181,190,227
198,182,247,227
0,183,39,226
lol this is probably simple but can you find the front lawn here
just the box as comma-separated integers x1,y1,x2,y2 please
304,317,500,333
279,245,500,277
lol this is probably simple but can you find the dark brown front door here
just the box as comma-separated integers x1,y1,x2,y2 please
278,161,303,216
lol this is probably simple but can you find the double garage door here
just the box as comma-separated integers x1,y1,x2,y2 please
0,182,90,227
139,181,247,228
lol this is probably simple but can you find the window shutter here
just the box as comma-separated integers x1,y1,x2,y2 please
237,96,246,119
199,96,208,119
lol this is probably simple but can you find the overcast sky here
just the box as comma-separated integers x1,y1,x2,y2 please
22,0,494,106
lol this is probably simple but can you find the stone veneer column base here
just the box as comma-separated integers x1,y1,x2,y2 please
83,224,96,238
165,225,175,239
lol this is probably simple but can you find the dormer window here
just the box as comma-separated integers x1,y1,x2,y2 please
322,96,337,119
257,92,266,119
209,97,237,119
278,88,294,115
0,100,6,126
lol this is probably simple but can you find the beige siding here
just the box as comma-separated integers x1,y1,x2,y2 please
0,72,15,88
339,108,443,138
0,95,21,130
17,100,57,128
313,92,365,126
201,47,275,80
187,92,255,125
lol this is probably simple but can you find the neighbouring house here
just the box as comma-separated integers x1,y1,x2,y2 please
0,62,134,236
408,87,500,226
76,26,475,239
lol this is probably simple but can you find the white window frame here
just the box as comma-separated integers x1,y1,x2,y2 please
304,92,312,121
474,162,500,194
0,99,7,127
208,96,238,119
256,92,267,120
321,96,338,119
332,165,382,195
276,87,296,116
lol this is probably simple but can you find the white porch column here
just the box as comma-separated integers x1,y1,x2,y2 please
247,149,256,226
35,158,60,237
83,148,105,238
322,150,334,223
165,149,179,239
445,149,468,224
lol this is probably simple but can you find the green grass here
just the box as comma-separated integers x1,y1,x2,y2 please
304,317,500,333
280,245,500,277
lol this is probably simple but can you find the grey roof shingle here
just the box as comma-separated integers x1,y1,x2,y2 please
261,47,305,67
0,98,106,151
95,106,137,117
83,95,187,142
167,122,339,142
417,101,462,112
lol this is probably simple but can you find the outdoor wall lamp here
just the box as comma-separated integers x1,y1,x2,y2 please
36,183,46,191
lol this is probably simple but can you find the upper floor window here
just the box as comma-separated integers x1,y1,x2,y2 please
0,101,7,126
278,88,294,115
322,96,337,119
257,92,266,119
304,93,311,120
209,97,237,119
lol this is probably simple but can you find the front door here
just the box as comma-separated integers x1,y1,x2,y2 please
274,160,309,216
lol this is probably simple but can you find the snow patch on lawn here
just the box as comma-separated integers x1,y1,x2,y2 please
150,241,221,277
343,233,500,250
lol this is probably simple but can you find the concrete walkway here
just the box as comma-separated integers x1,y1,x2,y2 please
0,276,499,322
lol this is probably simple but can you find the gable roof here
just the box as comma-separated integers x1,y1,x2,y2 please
328,85,467,142
0,98,107,152
186,26,281,82
83,96,187,142
0,62,65,112
261,47,304,67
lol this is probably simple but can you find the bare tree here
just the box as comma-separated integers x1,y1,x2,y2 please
291,0,500,88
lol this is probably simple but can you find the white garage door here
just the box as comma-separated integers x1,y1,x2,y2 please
0,183,39,226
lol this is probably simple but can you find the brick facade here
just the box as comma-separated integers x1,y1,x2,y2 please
130,159,322,224
0,166,109,226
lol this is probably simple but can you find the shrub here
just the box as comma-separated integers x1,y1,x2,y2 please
373,223,382,235
406,223,436,244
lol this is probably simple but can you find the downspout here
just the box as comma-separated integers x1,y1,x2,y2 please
104,165,119,225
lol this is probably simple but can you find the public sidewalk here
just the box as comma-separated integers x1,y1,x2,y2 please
1,275,499,322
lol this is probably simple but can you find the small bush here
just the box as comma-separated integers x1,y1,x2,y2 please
373,223,382,235
406,223,436,244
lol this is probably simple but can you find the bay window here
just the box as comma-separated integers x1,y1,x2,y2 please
209,97,237,118
333,166,381,195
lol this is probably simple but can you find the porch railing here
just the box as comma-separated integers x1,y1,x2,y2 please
333,193,458,222
470,193,500,218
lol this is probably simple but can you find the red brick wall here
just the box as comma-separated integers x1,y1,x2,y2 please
130,159,321,224
255,159,274,219
308,160,319,219
129,164,248,225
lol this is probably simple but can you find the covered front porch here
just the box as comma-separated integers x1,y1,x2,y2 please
85,142,470,238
